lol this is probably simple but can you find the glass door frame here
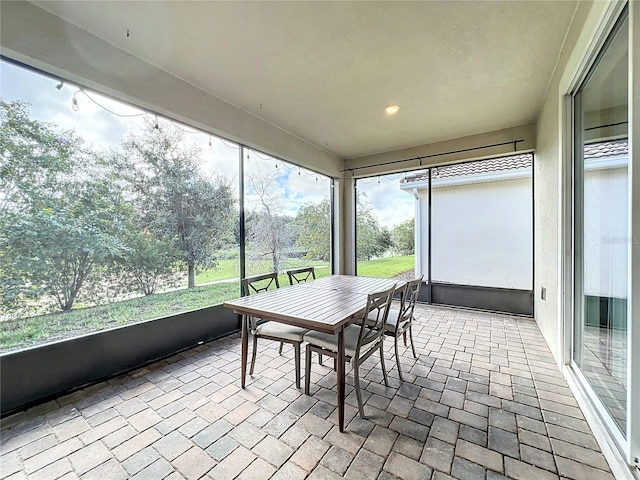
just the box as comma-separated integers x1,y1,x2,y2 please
628,1,639,470
566,1,638,469
571,45,628,453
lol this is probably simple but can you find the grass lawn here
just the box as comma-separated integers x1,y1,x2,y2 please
1,255,413,353
0,282,239,353
357,255,414,278
193,259,240,283
193,259,330,284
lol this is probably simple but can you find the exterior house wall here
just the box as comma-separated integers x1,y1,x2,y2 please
584,164,629,299
411,176,533,290
535,1,638,474
534,0,609,363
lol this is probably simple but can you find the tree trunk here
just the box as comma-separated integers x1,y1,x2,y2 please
188,263,195,288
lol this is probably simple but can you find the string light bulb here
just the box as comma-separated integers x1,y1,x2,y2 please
298,167,301,176
55,81,64,90
275,159,278,169
208,136,212,150
71,91,80,112
154,116,160,131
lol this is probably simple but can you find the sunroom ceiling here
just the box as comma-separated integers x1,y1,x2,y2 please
31,1,578,160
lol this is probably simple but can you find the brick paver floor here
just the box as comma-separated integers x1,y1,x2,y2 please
0,304,615,479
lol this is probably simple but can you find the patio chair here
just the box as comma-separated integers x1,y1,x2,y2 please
285,266,325,365
242,272,309,388
286,266,316,285
303,283,396,419
367,275,423,381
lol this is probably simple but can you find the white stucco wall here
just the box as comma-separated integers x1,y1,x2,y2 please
408,160,626,296
412,176,533,290
534,0,611,364
535,2,640,471
584,164,629,299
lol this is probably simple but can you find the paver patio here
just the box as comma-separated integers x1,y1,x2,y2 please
0,304,615,479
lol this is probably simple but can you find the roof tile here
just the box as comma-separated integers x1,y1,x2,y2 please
402,139,627,184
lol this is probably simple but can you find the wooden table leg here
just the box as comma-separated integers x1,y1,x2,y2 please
337,327,345,432
241,315,248,388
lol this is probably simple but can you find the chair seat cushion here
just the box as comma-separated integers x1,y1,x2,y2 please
366,308,403,333
256,321,308,342
303,324,378,358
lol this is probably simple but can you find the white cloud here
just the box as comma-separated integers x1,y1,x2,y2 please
198,135,241,184
358,174,414,228
1,61,135,148
2,59,337,223
243,151,331,217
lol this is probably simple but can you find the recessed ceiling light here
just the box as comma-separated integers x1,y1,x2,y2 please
385,104,400,115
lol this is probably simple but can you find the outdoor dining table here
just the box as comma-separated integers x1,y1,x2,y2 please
223,274,400,432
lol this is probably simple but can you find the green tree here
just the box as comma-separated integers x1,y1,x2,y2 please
1,101,131,312
294,198,331,261
356,198,389,261
115,225,181,296
2,178,129,311
0,100,75,216
115,119,235,288
391,218,415,255
377,227,393,253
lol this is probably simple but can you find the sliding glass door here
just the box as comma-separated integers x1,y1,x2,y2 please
573,10,629,438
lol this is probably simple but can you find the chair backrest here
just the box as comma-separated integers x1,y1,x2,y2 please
396,276,423,330
241,272,280,332
356,284,396,356
241,272,280,296
286,267,316,285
